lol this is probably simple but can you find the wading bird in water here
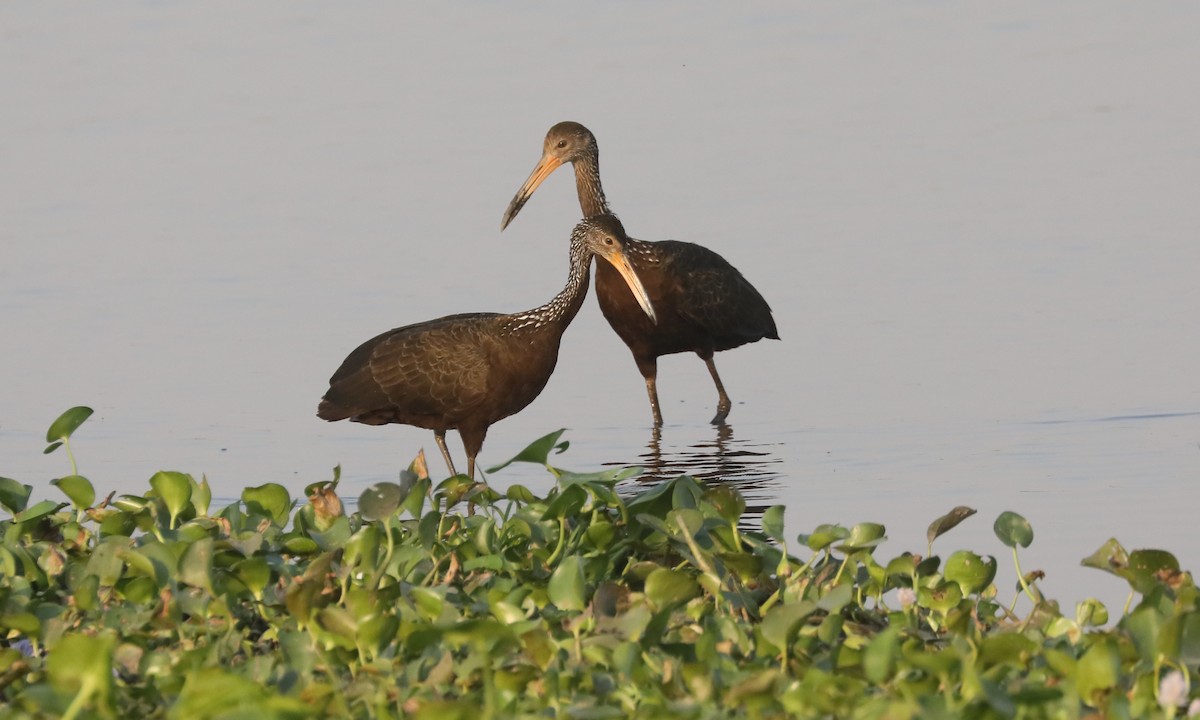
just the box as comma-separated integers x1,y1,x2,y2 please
501,121,778,426
318,214,656,478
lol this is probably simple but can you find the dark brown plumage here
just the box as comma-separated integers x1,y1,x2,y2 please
318,214,655,478
501,121,779,426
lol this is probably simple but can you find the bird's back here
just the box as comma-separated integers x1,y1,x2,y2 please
318,311,567,431
596,238,777,358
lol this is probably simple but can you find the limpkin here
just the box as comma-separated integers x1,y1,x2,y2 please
501,121,778,426
318,214,656,478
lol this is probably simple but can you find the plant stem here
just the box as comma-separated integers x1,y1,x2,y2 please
1012,547,1037,606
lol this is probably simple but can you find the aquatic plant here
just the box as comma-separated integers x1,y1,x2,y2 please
1,407,1199,718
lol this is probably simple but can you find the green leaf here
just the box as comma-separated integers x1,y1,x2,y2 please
800,524,849,552
1074,638,1119,708
863,626,901,683
944,551,997,595
0,477,32,514
179,537,215,595
486,429,568,473
149,471,192,529
927,506,976,546
46,406,94,443
192,475,211,517
837,522,887,553
242,483,292,526
549,555,587,612
47,633,114,716
542,484,588,520
14,499,66,523
993,511,1034,548
759,601,817,652
1081,538,1128,576
644,568,700,609
359,482,404,521
761,505,786,543
52,474,95,510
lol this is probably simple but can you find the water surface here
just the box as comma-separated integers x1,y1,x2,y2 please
3,2,1198,611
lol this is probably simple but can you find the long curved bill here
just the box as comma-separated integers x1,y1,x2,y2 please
601,251,657,324
501,153,563,230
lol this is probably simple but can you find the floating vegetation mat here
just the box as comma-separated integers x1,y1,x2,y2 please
1,408,1198,718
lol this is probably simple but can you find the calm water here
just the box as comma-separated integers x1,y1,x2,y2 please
3,2,1198,612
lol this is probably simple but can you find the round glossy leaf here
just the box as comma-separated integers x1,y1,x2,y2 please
944,551,997,595
46,633,114,710
149,471,192,526
1074,638,1118,707
704,485,746,523
359,613,399,656
179,537,215,595
46,406,94,443
235,557,271,599
837,522,887,553
993,511,1034,549
801,524,849,552
241,483,292,526
0,477,32,515
549,555,587,612
52,474,95,510
761,505,786,543
14,499,66,523
359,482,403,521
644,568,699,609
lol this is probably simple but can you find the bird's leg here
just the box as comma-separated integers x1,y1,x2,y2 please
644,375,664,426
434,431,459,478
704,356,732,425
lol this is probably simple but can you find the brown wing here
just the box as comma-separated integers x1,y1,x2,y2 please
655,241,779,349
318,313,499,425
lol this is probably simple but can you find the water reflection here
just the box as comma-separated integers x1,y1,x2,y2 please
609,424,785,525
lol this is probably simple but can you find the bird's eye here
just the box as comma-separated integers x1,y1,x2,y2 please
556,140,567,149
605,237,615,245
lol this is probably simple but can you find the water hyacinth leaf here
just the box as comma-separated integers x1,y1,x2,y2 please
46,633,114,715
359,613,399,656
192,474,211,517
549,555,587,611
994,511,1034,548
0,611,40,635
1074,638,1119,708
1080,538,1129,576
359,482,403,522
52,474,95,510
179,537,215,594
927,506,976,545
645,568,700,609
1125,549,1179,593
704,485,746,523
242,483,292,526
401,477,431,518
1075,598,1108,627
43,440,63,455
149,471,192,529
542,484,588,520
46,406,94,443
85,538,127,586
838,523,887,553
863,626,901,683
759,601,817,652
944,551,997,595
0,476,32,514
486,428,568,473
14,499,66,523
235,557,271,600
761,505,786,543
800,524,849,552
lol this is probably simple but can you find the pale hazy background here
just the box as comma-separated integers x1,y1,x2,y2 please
3,2,1198,611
